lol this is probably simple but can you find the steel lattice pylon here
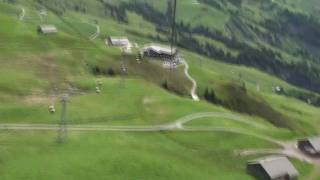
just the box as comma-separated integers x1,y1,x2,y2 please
170,0,177,60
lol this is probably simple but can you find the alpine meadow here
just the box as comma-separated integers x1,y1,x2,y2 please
0,0,320,179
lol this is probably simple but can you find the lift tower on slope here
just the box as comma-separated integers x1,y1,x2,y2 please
120,47,128,87
170,0,177,70
170,0,177,57
57,94,69,143
166,0,177,74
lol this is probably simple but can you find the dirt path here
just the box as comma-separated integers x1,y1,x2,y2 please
2,122,318,166
0,124,174,132
0,125,279,145
1,112,319,168
89,24,100,40
0,111,266,132
171,112,266,129
181,59,200,101
184,127,283,146
19,7,25,21
0,112,267,132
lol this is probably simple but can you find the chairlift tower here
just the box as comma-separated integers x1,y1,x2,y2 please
120,48,128,87
120,62,127,87
57,94,69,143
168,0,177,77
96,80,102,94
170,0,177,58
39,9,48,23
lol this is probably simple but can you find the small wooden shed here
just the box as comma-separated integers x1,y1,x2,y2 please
38,25,58,34
107,37,130,47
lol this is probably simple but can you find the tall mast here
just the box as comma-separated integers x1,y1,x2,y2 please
170,0,177,60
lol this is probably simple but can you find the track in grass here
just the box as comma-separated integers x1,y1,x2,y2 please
0,111,266,132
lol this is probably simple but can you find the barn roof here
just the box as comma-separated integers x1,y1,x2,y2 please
307,137,320,152
38,25,58,33
248,156,299,179
143,44,177,55
108,37,130,46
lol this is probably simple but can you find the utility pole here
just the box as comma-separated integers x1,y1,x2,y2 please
168,0,177,77
39,9,48,23
96,79,102,94
120,48,127,87
120,62,127,87
57,94,69,143
170,0,177,56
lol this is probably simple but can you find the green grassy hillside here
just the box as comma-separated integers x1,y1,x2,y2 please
0,0,320,179
96,0,320,93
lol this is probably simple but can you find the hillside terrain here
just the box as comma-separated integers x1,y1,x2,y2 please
0,0,320,179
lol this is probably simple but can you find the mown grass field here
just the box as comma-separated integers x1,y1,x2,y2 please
0,1,319,179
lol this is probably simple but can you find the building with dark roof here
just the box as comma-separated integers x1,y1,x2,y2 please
38,25,58,34
298,136,320,157
142,44,178,60
247,156,299,180
107,37,129,46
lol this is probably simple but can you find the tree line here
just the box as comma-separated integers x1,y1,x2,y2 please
108,1,320,94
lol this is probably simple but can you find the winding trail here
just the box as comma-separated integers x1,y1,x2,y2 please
0,112,276,148
0,125,278,144
0,124,173,132
1,111,319,167
237,141,320,166
89,24,100,40
0,112,265,132
19,7,25,21
172,112,266,129
184,127,283,146
181,59,200,101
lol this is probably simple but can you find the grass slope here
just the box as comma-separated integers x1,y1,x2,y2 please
0,130,296,180
0,1,319,179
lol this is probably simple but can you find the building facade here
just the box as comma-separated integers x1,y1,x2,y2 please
142,44,178,60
